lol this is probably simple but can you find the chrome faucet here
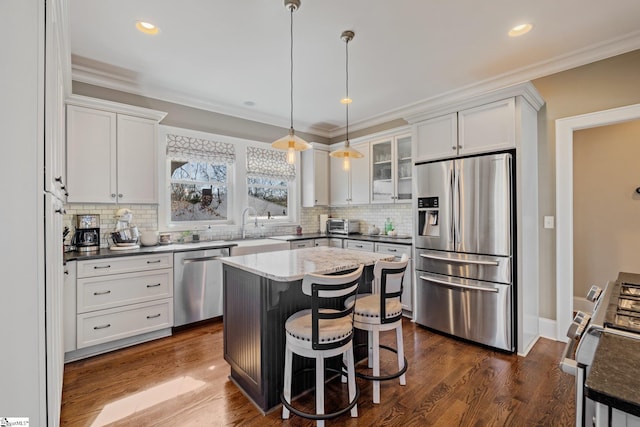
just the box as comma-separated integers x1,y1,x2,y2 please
241,207,258,239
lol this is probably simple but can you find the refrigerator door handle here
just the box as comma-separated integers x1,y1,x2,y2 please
454,162,461,248
419,253,500,266
419,275,499,293
449,166,455,244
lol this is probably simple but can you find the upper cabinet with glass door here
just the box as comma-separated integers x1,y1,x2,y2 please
371,133,412,204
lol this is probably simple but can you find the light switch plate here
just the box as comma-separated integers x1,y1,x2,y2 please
544,216,555,229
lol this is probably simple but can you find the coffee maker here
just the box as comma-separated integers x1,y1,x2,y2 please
72,214,101,252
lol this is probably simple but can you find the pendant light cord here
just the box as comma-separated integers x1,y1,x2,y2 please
345,37,350,146
289,5,294,131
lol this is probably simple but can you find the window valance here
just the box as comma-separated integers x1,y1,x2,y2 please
246,146,296,182
166,134,236,163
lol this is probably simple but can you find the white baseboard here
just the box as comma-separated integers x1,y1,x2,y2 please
539,317,561,341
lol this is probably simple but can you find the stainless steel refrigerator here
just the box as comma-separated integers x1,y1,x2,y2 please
414,152,514,351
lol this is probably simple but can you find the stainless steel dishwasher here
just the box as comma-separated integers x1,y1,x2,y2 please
173,247,230,327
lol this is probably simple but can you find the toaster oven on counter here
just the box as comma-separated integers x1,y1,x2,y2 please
326,219,360,235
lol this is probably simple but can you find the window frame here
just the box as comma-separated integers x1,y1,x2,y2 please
158,126,300,232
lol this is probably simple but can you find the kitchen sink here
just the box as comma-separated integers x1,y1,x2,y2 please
228,238,290,256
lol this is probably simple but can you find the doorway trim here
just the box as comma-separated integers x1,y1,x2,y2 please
555,102,640,340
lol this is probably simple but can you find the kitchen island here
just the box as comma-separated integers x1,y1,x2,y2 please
221,246,394,413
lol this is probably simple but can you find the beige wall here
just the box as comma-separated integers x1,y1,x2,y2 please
573,120,640,295
532,48,640,319
72,81,330,145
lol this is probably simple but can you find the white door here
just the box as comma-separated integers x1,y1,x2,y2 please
413,113,458,162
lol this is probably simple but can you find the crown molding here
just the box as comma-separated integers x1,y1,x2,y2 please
72,30,640,138
71,62,333,138
67,94,167,121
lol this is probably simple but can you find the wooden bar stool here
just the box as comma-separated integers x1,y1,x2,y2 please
350,254,408,404
281,264,364,426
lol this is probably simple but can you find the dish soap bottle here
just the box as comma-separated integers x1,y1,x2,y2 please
384,218,393,235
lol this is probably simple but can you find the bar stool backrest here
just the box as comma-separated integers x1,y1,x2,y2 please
301,264,364,350
373,254,408,324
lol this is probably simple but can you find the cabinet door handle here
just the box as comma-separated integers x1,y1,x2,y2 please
146,260,162,264
93,324,111,330
55,208,66,215
118,193,123,198
451,146,456,150
146,313,161,319
93,290,111,296
93,265,111,269
146,283,161,288
111,193,116,198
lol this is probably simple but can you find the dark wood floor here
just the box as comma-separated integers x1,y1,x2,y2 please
60,319,575,426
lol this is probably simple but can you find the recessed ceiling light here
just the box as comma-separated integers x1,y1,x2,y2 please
508,23,533,37
340,97,352,104
136,21,159,35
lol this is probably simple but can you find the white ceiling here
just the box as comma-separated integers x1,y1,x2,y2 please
69,0,640,138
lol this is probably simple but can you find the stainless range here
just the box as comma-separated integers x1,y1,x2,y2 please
560,272,640,426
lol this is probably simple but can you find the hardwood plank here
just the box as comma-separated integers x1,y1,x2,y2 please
60,319,575,426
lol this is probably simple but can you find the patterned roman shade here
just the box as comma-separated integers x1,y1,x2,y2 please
246,146,296,181
166,134,236,163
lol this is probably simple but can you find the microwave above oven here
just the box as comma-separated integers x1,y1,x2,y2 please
327,219,361,235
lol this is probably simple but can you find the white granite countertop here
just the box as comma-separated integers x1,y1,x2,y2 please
221,246,395,281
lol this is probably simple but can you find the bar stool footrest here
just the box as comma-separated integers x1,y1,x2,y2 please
281,367,360,421
352,343,408,381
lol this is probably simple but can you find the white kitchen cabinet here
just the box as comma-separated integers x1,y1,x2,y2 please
329,238,343,248
375,242,413,312
68,254,173,357
290,240,314,250
344,239,375,252
301,147,329,207
370,133,412,204
458,98,515,156
314,238,329,247
290,238,329,249
414,113,457,162
63,261,77,353
329,142,370,205
413,98,516,162
66,96,166,204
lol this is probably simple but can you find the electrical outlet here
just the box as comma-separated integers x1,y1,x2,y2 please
544,216,554,229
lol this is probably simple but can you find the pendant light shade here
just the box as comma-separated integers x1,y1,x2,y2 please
330,30,363,171
271,0,310,164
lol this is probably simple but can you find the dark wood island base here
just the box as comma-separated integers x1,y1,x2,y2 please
223,263,374,413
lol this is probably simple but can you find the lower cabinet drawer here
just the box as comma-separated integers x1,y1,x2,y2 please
77,299,173,349
344,240,374,252
77,268,173,313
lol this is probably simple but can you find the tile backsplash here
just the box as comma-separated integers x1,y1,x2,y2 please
64,203,411,248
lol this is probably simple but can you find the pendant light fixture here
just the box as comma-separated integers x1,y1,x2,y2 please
271,0,311,164
330,30,363,171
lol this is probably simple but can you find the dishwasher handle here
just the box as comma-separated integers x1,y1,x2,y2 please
182,255,222,264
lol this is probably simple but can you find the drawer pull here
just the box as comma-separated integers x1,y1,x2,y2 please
387,248,397,252
93,265,111,269
93,324,111,330
93,290,111,296
146,260,162,264
146,283,161,288
355,245,363,248
146,313,161,319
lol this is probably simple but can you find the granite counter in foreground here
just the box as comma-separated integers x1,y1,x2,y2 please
220,246,395,282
